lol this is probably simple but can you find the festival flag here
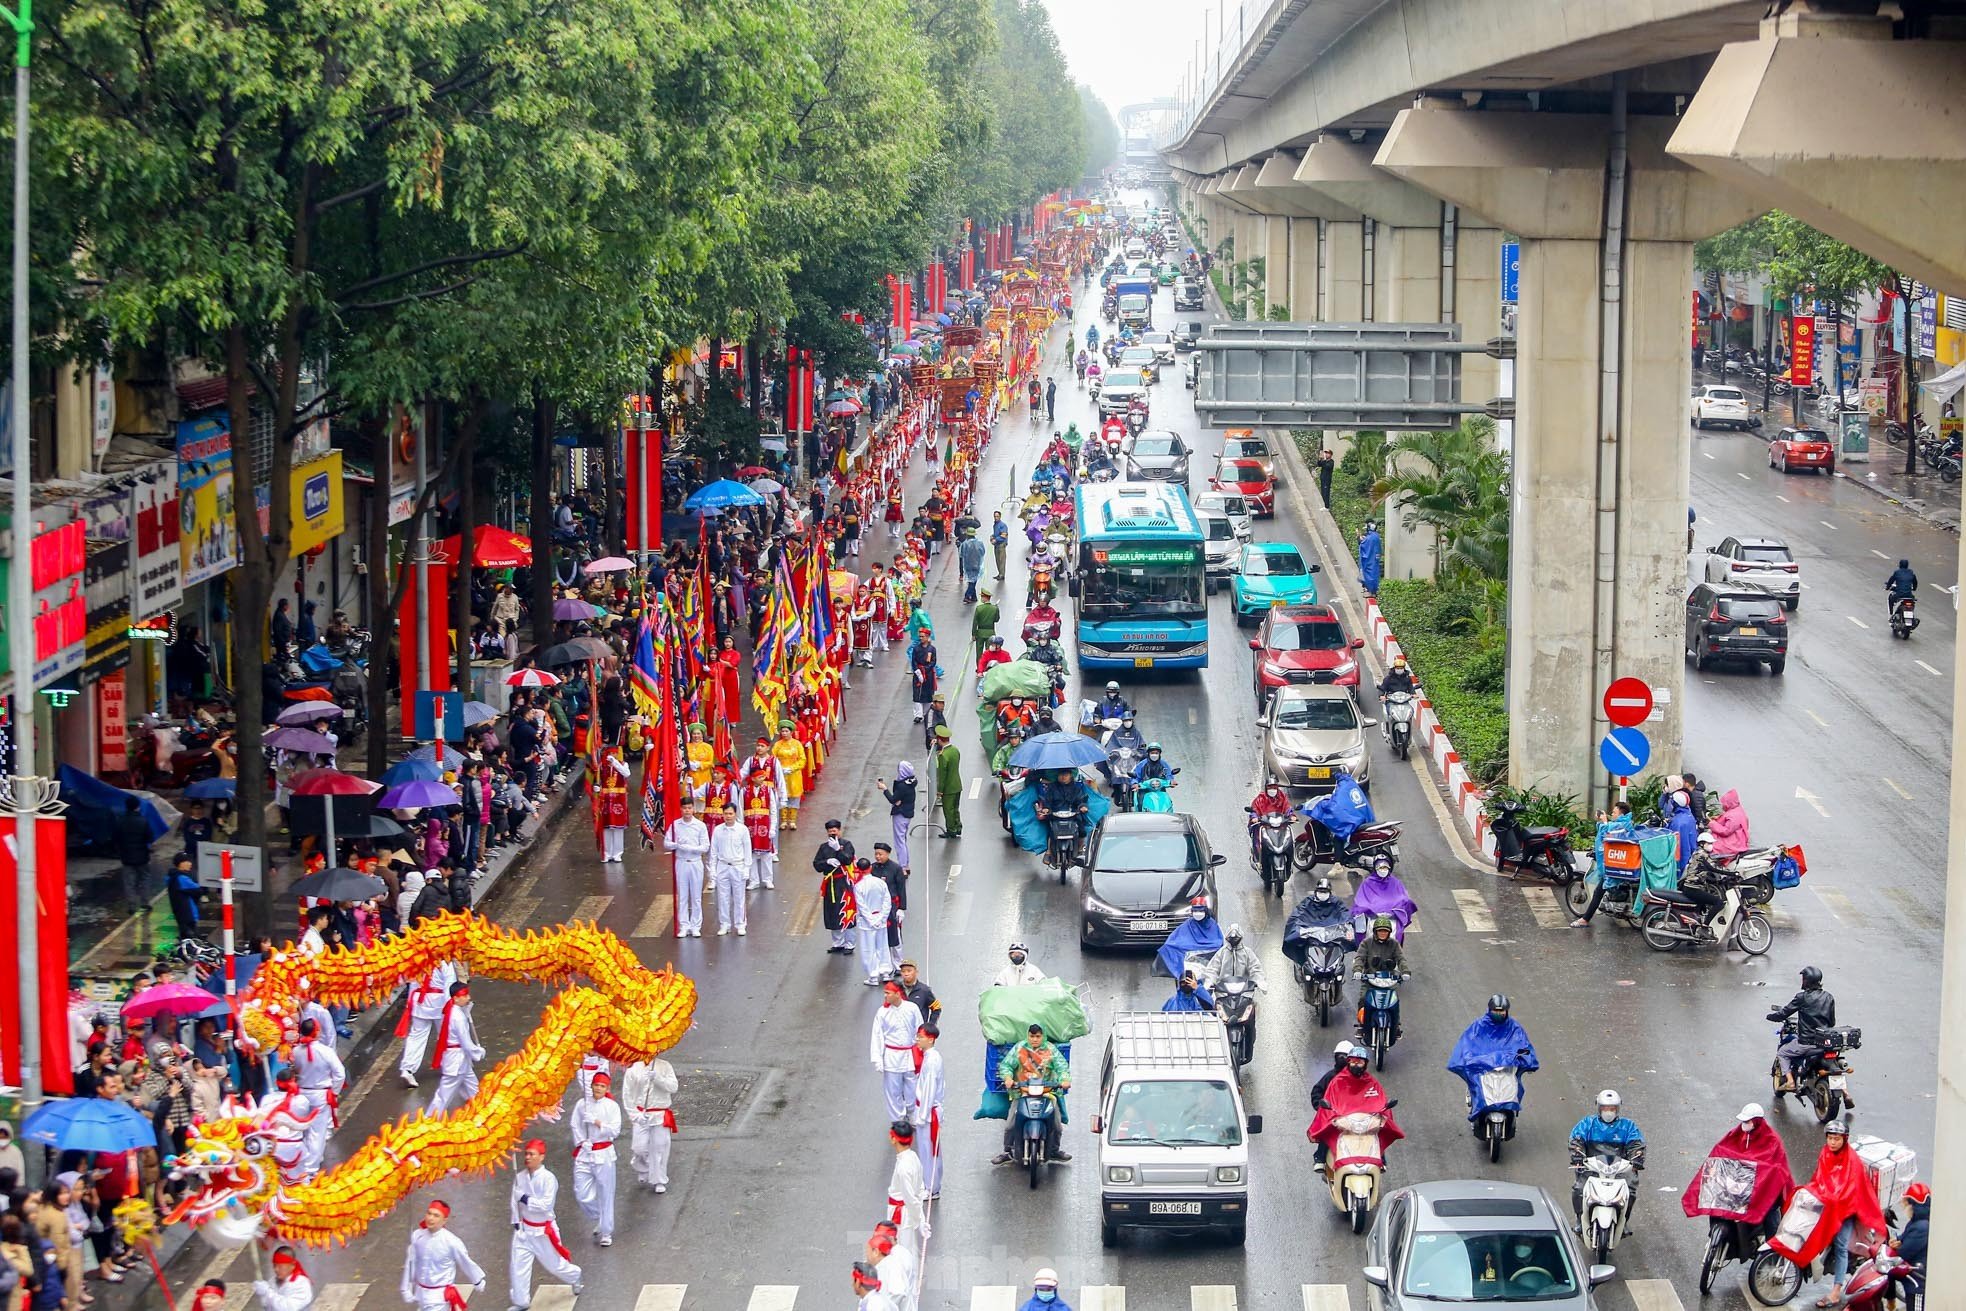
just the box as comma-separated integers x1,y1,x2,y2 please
638,751,660,849
629,618,661,722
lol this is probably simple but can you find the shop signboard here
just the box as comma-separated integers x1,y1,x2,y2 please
98,671,127,772
0,508,89,691
81,538,132,680
387,406,420,525
176,416,241,586
131,460,183,617
1917,287,1938,357
1788,315,1816,387
91,365,116,461
1860,378,1890,417
288,450,346,555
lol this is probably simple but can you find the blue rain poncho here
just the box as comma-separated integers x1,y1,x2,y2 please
1447,1014,1540,1117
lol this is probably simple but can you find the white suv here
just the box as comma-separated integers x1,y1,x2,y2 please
1694,385,1753,431
1703,535,1801,610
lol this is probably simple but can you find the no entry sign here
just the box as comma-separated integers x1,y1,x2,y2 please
1602,677,1653,728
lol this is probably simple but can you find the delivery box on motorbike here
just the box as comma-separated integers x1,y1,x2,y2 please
1853,1136,1917,1213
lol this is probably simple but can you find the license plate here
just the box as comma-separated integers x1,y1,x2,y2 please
1134,919,1169,933
1737,627,1759,636
1304,767,1332,779
1149,1201,1203,1215
1827,1074,1847,1089
1134,657,1153,668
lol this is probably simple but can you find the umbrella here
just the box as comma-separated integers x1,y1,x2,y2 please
282,686,335,703
288,866,387,902
734,465,774,478
583,556,633,574
747,477,784,495
1008,730,1110,771
461,700,501,727
893,341,923,355
265,727,340,756
378,758,445,786
506,668,561,688
684,479,767,511
825,388,856,402
121,981,222,1022
934,312,954,325
339,812,408,839
540,637,613,666
20,1099,158,1154
276,701,345,726
552,598,608,621
182,777,236,801
288,767,377,796
825,398,863,416
438,525,533,569
376,779,459,811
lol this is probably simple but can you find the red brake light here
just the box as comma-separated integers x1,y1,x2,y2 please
1783,563,1798,572
1731,561,1749,571
1769,613,1785,624
1709,606,1725,622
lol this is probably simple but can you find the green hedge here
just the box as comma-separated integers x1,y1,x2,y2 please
1374,578,1510,784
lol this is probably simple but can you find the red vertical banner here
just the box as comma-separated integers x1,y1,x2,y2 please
397,563,454,734
960,245,973,290
623,395,659,557
1789,314,1817,386
0,816,72,1095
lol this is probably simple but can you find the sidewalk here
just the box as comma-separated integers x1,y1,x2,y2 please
1840,452,1962,533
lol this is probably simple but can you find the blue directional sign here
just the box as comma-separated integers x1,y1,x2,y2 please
1500,240,1520,305
1598,726,1651,776
414,689,466,742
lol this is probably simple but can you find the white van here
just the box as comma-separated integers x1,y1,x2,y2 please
1092,1012,1262,1247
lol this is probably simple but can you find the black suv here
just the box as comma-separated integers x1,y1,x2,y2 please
1171,320,1204,351
1685,582,1788,675
1079,813,1225,949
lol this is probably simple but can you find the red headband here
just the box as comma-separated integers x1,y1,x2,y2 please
426,1201,452,1217
523,1139,547,1155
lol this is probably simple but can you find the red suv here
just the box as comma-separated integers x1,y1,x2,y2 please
1211,457,1275,517
1248,604,1365,709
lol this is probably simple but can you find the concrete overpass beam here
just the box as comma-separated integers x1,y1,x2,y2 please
1378,102,1761,802
1288,219,1320,320
1264,218,1291,319
1322,221,1364,322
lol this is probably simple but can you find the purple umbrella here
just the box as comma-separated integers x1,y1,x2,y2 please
265,727,340,756
276,701,345,726
552,598,606,621
375,779,459,811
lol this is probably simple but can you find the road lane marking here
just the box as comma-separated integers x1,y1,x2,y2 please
1846,615,1868,629
1794,786,1830,818
510,872,540,899
1815,887,1857,921
1702,451,1715,460
947,863,963,885
570,894,613,924
787,891,820,936
1775,494,1790,503
969,778,982,799
1916,660,1943,677
1193,1288,1239,1311
1082,1288,1127,1311
1627,1280,1686,1311
634,1288,688,1311
631,895,676,938
748,1288,801,1311
1452,888,1496,932
1737,472,1751,481
1303,1288,1352,1311
310,1288,370,1311
1820,520,1838,531
1805,709,1829,728
1883,776,1913,801
942,889,973,936
533,1288,579,1311
507,897,540,926
1519,887,1566,929
1189,705,1199,725
972,1289,1018,1311
1872,549,1891,559
1885,887,1924,923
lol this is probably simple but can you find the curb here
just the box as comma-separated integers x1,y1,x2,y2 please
1837,466,1962,535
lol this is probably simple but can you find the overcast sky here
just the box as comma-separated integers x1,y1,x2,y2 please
1040,0,1201,122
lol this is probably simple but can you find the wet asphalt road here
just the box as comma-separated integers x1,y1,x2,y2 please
186,224,1951,1311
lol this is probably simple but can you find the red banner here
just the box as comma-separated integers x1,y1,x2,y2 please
0,816,72,1095
623,395,660,556
397,560,454,735
1789,314,1816,386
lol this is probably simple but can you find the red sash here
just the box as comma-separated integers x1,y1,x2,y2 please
636,1107,678,1132
522,1219,572,1261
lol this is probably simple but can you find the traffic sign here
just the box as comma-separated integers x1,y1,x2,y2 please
1599,727,1651,775
1602,677,1653,728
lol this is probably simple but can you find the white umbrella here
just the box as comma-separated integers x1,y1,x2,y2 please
748,477,785,495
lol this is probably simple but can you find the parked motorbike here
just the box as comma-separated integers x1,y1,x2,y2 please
1380,691,1416,760
1215,976,1257,1072
1578,1152,1637,1265
1355,970,1403,1069
1489,798,1578,885
1247,809,1293,897
1324,1109,1393,1234
1012,1081,1062,1190
129,716,229,789
1043,806,1086,880
1770,1021,1861,1124
1891,594,1919,639
1639,882,1774,956
1291,815,1402,874
1294,922,1351,1026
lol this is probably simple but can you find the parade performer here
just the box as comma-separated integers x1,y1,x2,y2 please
742,773,779,890
575,1051,609,1100
886,1121,931,1249
622,1055,680,1194
662,795,710,939
254,1247,314,1311
852,857,895,985
770,722,807,830
508,1140,583,1308
868,1229,918,1311
739,735,784,799
597,756,630,863
885,491,905,541
871,979,925,1121
714,639,743,726
426,982,484,1116
260,1070,319,1186
821,849,858,955
699,762,735,821
288,1018,345,1181
400,1201,485,1311
684,724,715,793
913,1024,945,1198
397,958,458,1088
710,807,751,937
851,586,877,668
571,1071,622,1246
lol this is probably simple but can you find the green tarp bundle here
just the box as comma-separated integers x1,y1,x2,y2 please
976,976,1091,1045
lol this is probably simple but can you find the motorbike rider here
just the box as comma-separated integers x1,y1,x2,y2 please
1201,924,1265,994
1094,681,1131,721
1768,965,1839,1092
1352,916,1407,1041
1898,1183,1930,1280
1246,780,1294,861
1449,995,1539,1132
993,1023,1070,1164
992,942,1046,988
1567,1089,1646,1232
1131,743,1174,789
1034,769,1090,822
1886,558,1918,620
996,696,1037,741
1021,597,1062,643
1376,656,1419,741
1308,1044,1399,1177
323,608,354,650
1099,712,1145,788
1162,969,1214,1012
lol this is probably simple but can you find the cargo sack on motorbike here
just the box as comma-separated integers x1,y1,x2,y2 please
978,659,1055,705
1772,844,1807,889
976,977,1091,1046
975,1040,1072,1119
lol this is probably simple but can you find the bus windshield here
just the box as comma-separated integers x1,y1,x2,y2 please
1079,549,1205,618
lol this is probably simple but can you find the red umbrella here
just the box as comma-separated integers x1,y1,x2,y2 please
288,767,380,796
283,686,335,703
735,465,774,478
505,668,561,688
437,525,533,569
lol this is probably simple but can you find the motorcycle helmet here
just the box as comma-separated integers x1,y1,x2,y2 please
1121,711,1136,724
1487,994,1511,1022
1146,742,1162,757
1345,1046,1370,1073
1369,854,1394,876
1800,965,1824,988
1905,1183,1931,1205
1596,1089,1622,1123
1033,1269,1060,1291
1391,654,1407,668
1311,878,1334,903
1007,943,1027,962
1737,1102,1766,1124
1697,830,1715,848
1105,681,1120,695
989,635,1005,647
1824,1120,1849,1139
1371,915,1394,938
1333,1039,1353,1057
1225,924,1244,948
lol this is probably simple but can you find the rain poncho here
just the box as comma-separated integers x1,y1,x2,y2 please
1307,1071,1404,1159
1708,789,1750,855
1153,912,1223,979
1357,528,1383,594
1664,791,1700,873
1447,1014,1540,1117
1005,777,1111,856
1281,892,1353,964
1161,982,1214,1012
1682,1119,1793,1225
1303,774,1373,843
1769,1140,1888,1267
1350,868,1417,941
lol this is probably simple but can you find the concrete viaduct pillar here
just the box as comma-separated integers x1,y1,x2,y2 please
1669,12,1966,1285
1378,101,1760,805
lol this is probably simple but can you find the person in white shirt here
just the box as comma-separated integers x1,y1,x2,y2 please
253,1247,314,1311
574,1052,609,1101
570,1071,623,1246
287,1017,345,1179
912,1024,946,1198
427,983,485,1117
400,1200,486,1310
298,907,329,956
663,796,711,938
708,808,751,936
398,960,458,1088
852,859,894,984
990,942,1045,987
298,999,337,1054
852,1261,897,1311
868,1226,919,1311
257,1070,320,1185
509,1139,583,1310
884,1121,930,1252
621,1056,680,1192
869,980,924,1121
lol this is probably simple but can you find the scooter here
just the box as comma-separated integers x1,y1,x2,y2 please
1890,594,1919,639
1214,976,1257,1072
1380,691,1417,760
1013,1081,1062,1190
1136,775,1176,813
1356,971,1403,1069
1488,798,1578,885
995,766,1026,834
1769,1021,1861,1124
1469,1066,1525,1163
1638,882,1773,955
1578,1152,1637,1265
1291,816,1403,874
1294,922,1351,1026
1248,809,1293,897
1043,806,1086,880
1748,1225,1916,1307
1323,1109,1393,1234
1697,1209,1782,1296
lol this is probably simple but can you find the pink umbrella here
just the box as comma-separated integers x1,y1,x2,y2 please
122,982,222,1022
265,727,340,756
276,701,345,726
582,556,633,574
506,668,561,688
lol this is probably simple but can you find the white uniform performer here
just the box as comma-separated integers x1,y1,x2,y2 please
869,983,923,1121
427,983,486,1116
885,1123,931,1252
258,1073,320,1186
570,1071,623,1245
709,811,751,935
299,1000,338,1053
398,960,458,1087
575,1052,609,1100
254,1249,314,1311
509,1140,583,1310
871,1232,920,1311
852,864,894,983
622,1056,679,1191
287,1019,345,1180
663,801,711,938
400,1201,485,1311
912,1032,945,1197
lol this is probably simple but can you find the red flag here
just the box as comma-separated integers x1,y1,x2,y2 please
0,816,72,1094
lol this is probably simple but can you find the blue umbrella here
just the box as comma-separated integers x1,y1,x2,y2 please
1007,730,1109,771
182,777,236,801
21,1098,158,1153
462,700,501,727
684,479,766,511
378,757,445,785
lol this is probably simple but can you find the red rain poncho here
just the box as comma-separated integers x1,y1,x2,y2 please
1769,1140,1887,1267
1681,1119,1794,1225
1307,1071,1404,1165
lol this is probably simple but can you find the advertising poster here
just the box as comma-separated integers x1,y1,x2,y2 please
288,450,346,555
176,416,241,586
131,460,184,617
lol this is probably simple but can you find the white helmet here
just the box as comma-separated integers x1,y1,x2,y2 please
1333,1038,1352,1055
1596,1089,1622,1110
1737,1102,1765,1123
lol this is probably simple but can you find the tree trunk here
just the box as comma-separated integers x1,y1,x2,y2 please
529,387,558,654
224,326,272,940
454,392,485,696
365,413,393,778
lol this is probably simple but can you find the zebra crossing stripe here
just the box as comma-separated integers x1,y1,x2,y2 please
1191,1286,1239,1311
1451,888,1496,932
531,1287,579,1311
570,894,614,924
1301,1285,1352,1311
972,1288,1019,1311
1081,1285,1126,1311
747,1286,800,1311
633,1286,688,1311
1625,1279,1687,1311
312,1286,371,1311
630,894,675,937
1519,887,1566,929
